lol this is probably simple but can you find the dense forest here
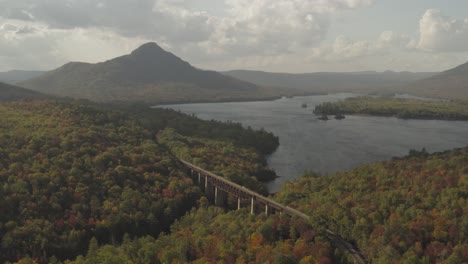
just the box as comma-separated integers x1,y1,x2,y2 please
67,206,335,264
276,148,468,263
0,100,279,263
157,128,276,194
0,100,198,262
2,98,467,263
133,106,279,156
313,96,468,120
49,144,468,264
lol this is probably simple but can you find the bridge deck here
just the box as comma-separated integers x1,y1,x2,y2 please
179,159,310,220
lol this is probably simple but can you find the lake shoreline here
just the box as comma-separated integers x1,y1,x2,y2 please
161,93,468,193
152,92,327,107
313,96,468,121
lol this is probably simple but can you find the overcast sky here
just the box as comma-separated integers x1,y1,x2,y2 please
1,0,468,72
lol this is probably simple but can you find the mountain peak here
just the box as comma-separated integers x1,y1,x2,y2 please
20,41,261,104
127,42,183,66
130,42,166,56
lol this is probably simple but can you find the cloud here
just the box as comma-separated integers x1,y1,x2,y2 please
190,0,375,61
0,18,148,71
0,20,62,70
0,0,377,70
51,28,149,64
203,1,331,57
304,30,411,63
0,0,214,41
331,35,374,58
417,9,468,52
0,0,374,51
152,0,214,43
377,31,411,48
0,0,213,42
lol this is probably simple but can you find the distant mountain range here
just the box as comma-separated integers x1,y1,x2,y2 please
223,70,436,95
0,70,46,84
225,61,468,100
400,61,468,100
8,43,468,102
0,82,50,102
20,43,291,104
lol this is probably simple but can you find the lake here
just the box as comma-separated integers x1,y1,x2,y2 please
159,94,468,192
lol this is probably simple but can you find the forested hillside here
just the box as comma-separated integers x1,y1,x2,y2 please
63,147,468,264
68,206,335,264
0,100,279,263
402,61,468,100
157,128,276,194
134,106,279,155
0,70,45,84
0,100,199,262
224,70,434,95
314,96,468,120
276,148,468,263
2,99,466,264
20,43,289,104
0,82,50,102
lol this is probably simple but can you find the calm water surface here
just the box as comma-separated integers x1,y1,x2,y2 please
160,94,468,192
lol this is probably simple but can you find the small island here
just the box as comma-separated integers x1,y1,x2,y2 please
313,96,468,121
334,113,345,120
318,114,329,120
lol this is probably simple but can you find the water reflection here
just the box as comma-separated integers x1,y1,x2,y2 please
160,94,468,192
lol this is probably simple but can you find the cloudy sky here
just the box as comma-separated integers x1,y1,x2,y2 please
1,0,467,72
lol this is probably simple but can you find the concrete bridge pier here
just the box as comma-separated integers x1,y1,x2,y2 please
265,204,269,215
190,169,204,190
237,198,241,210
215,187,227,206
250,197,255,214
205,176,213,198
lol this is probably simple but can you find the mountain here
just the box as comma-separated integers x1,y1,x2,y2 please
20,43,287,104
0,82,50,102
402,61,468,100
223,70,435,95
0,70,46,84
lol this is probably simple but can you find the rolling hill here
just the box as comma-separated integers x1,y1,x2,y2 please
402,61,468,100
223,70,435,95
20,43,288,104
0,82,50,102
0,70,46,84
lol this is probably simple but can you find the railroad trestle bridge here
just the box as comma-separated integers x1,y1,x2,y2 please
178,159,367,264
179,159,309,219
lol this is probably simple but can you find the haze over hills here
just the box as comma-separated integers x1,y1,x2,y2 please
0,82,50,102
224,70,436,95
13,43,468,102
401,61,468,100
0,70,46,84
20,43,293,104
